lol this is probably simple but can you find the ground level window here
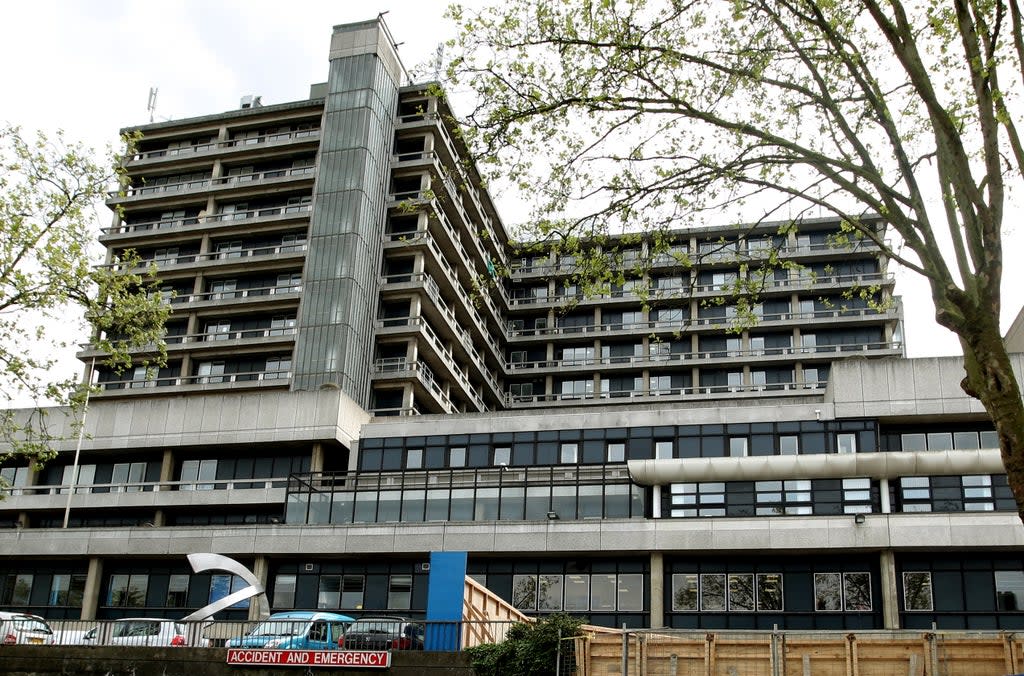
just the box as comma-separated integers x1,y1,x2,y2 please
672,574,699,611
388,574,413,610
512,573,640,612
342,575,365,609
564,575,589,611
49,574,87,607
273,574,296,608
1,573,33,606
995,571,1024,611
673,573,783,612
166,574,189,607
591,574,616,611
512,575,538,610
814,572,872,611
903,572,933,611
107,573,148,607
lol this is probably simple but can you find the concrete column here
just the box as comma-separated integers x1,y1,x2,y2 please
249,556,270,622
651,485,662,519
81,557,104,620
879,478,891,514
879,549,900,629
310,442,325,474
650,552,665,629
158,449,174,486
202,194,216,221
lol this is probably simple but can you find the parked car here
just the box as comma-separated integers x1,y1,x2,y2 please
58,625,98,645
65,619,187,647
0,612,56,646
226,611,353,650
338,617,424,651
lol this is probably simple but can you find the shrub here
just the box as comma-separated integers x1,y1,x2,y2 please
465,614,584,676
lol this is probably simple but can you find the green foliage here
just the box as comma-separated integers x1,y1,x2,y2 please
0,125,169,472
465,614,584,676
447,0,1024,518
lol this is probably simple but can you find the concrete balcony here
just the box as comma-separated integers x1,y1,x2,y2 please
101,204,311,244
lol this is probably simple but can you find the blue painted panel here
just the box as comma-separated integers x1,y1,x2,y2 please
425,551,467,651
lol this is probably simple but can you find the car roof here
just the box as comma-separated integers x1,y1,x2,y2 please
264,611,355,621
0,612,46,621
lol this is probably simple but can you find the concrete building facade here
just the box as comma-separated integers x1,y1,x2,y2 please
2,18,1022,632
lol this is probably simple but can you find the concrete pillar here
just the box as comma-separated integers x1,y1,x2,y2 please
249,556,270,621
81,557,104,621
879,478,891,514
158,449,174,487
651,485,662,519
879,549,900,629
310,442,325,474
650,552,665,629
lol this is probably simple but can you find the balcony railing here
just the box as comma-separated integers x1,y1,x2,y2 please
371,358,455,413
97,369,291,391
102,204,311,236
507,380,827,405
505,341,902,371
112,166,314,199
164,284,302,305
509,306,898,338
102,243,306,272
165,327,297,345
127,128,321,162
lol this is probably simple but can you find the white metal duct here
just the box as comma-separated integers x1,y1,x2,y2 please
626,449,1003,485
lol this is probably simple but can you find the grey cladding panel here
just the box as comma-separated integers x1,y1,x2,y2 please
292,39,398,406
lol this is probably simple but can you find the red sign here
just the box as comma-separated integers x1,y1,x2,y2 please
226,649,392,668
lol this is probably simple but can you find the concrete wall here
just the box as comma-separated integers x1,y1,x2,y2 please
825,354,1023,419
0,647,472,676
1,389,370,453
3,511,1021,559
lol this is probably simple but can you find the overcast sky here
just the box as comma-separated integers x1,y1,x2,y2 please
2,0,1021,390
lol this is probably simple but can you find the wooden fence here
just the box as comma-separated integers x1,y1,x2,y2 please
572,630,1024,676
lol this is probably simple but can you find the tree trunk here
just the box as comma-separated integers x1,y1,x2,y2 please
954,305,1024,524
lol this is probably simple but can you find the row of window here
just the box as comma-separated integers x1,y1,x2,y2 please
510,231,875,271
5,563,1024,624
510,573,643,612
0,572,247,610
358,421,879,471
1,574,86,607
517,331,878,364
360,424,998,474
666,475,1013,517
668,478,873,517
287,480,646,524
273,574,411,611
507,299,885,331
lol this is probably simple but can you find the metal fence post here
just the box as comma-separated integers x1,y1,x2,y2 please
556,628,562,676
770,624,782,676
622,624,629,676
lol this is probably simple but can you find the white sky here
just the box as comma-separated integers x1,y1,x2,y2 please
2,0,1021,392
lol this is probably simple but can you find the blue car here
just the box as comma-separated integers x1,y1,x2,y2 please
226,611,353,650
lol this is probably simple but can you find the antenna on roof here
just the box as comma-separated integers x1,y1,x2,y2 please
147,87,158,123
431,44,445,82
